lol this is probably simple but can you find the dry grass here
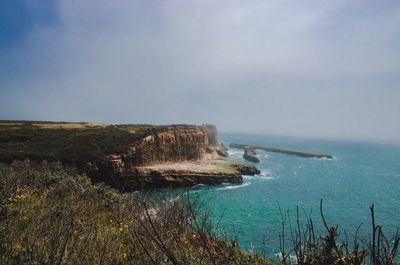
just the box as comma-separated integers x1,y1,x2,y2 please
1,163,399,265
31,123,108,129
0,163,272,265
0,121,153,164
0,123,24,126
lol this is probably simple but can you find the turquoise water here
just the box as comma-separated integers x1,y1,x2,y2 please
186,133,400,255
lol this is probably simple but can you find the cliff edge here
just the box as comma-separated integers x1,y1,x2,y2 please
0,121,257,190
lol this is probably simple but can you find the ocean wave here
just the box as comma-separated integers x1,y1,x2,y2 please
241,169,274,180
259,175,274,180
315,156,338,161
242,175,257,180
242,175,274,181
260,169,271,177
216,182,250,191
228,149,243,156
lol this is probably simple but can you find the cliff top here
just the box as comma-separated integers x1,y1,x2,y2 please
0,120,213,164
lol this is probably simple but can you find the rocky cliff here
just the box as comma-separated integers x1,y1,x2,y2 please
0,121,259,191
83,125,255,190
127,125,221,166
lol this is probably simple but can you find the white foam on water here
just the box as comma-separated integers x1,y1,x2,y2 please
258,175,274,180
228,149,243,156
242,175,256,179
242,169,274,181
259,169,274,180
242,175,274,181
314,156,338,161
242,175,258,180
260,169,272,177
216,182,250,191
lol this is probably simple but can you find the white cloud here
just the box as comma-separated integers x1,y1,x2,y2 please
1,0,400,141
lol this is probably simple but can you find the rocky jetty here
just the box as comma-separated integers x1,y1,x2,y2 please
243,146,260,163
230,143,333,159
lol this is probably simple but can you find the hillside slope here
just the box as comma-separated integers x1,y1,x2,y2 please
0,121,256,190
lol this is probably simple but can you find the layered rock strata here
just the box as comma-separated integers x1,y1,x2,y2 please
1,122,260,191
86,125,258,190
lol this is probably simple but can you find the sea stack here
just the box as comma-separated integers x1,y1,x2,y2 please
243,146,260,163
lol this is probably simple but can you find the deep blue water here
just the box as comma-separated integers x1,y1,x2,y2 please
185,133,400,256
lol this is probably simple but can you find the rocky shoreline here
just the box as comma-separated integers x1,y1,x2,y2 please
88,158,261,191
0,121,260,191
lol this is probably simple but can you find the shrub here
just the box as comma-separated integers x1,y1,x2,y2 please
0,163,271,265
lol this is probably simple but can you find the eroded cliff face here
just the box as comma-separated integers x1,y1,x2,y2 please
3,122,258,191
86,125,237,189
127,125,220,166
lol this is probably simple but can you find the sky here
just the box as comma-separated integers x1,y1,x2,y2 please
1,0,400,142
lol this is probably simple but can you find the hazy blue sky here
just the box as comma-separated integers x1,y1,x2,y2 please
1,0,400,141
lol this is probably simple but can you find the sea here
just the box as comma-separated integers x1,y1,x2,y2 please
178,133,400,257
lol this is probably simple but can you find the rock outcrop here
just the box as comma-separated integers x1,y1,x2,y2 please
123,125,221,166
243,146,260,163
0,121,261,191
231,162,261,175
123,160,243,189
85,125,258,191
217,143,229,157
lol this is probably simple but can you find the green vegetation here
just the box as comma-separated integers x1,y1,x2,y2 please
0,163,271,265
0,120,191,165
0,120,399,264
277,201,399,265
1,164,399,264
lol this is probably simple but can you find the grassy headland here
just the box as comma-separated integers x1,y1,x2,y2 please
0,120,164,164
0,120,251,190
